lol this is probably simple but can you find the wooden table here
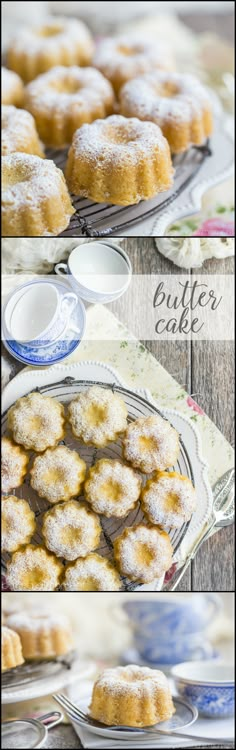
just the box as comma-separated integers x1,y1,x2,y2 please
121,238,235,594
2,238,234,592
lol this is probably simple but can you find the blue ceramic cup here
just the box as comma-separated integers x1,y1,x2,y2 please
116,595,220,665
172,661,234,718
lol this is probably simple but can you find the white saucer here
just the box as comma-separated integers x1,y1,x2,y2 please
70,695,198,741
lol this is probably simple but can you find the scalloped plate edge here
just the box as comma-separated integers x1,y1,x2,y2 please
152,116,234,235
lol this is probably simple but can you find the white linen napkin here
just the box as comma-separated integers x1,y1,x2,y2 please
71,716,234,749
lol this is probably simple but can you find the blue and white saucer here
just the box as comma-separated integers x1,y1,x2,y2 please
2,278,86,367
121,648,219,675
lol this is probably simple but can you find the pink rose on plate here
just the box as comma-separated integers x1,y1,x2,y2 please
187,396,205,415
194,218,234,236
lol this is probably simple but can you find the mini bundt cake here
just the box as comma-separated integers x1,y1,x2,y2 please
7,17,95,82
24,66,115,148
85,459,142,518
2,496,36,553
2,67,24,106
30,446,86,504
2,626,24,671
63,553,122,591
2,153,75,237
6,544,63,591
120,71,213,154
92,35,174,95
113,523,173,583
6,612,73,659
2,105,44,157
68,386,128,447
42,500,101,560
123,415,179,474
65,115,174,205
141,471,196,529
1,437,29,493
7,392,65,452
90,665,175,727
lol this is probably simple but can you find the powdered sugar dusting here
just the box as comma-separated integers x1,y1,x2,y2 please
120,71,212,125
25,65,114,115
30,445,86,503
2,105,43,157
114,524,173,582
1,67,23,105
7,16,94,57
123,415,179,473
6,546,62,591
93,664,170,695
68,115,170,167
7,392,65,452
85,459,141,517
7,611,70,632
63,553,121,591
68,385,128,447
42,500,101,559
2,496,35,552
93,34,173,88
142,472,196,528
2,152,72,209
1,437,29,493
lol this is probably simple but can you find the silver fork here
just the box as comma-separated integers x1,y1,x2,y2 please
164,469,234,591
53,694,234,746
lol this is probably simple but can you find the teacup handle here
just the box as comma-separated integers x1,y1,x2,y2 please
55,262,68,276
60,292,78,316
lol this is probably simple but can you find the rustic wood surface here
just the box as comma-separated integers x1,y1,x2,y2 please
122,238,235,594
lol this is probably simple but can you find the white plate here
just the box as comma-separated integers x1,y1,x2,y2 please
2,361,213,592
69,695,198,741
2,361,212,591
1,657,94,705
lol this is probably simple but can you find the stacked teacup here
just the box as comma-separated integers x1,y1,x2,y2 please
119,594,220,670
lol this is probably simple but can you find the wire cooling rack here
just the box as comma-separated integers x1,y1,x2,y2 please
46,142,211,237
1,378,193,592
1,651,76,689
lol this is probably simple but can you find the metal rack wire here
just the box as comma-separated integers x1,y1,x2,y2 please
2,651,76,689
2,378,193,592
47,142,212,237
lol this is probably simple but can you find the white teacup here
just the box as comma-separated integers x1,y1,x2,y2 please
5,281,78,346
55,240,132,304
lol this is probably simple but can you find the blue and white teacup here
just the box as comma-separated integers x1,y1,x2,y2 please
122,594,220,639
133,632,215,665
114,595,220,665
172,661,234,718
4,280,78,347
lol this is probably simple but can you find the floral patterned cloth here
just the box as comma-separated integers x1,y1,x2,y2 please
65,304,234,486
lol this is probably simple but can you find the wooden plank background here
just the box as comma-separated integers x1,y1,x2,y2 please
121,238,234,593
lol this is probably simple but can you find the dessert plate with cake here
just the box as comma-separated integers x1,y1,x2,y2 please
1,361,212,592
